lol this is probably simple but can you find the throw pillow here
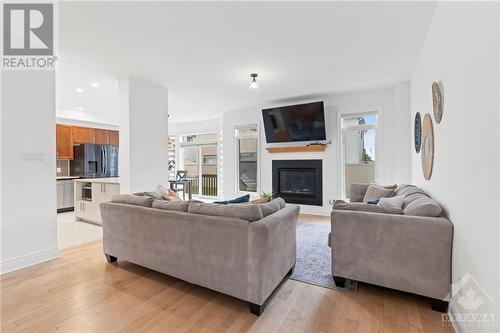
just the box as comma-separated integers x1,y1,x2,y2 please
363,185,395,203
258,200,281,217
367,199,379,205
214,194,250,205
377,195,404,209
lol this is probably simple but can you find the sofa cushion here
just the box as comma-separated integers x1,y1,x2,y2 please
152,199,189,212
111,194,154,207
349,184,370,202
395,184,429,198
333,200,402,215
403,197,442,217
258,199,281,217
363,185,395,203
188,202,263,222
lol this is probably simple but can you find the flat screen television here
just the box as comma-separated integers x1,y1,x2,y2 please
262,101,326,143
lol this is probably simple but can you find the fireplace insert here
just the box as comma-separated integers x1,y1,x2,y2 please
272,160,322,206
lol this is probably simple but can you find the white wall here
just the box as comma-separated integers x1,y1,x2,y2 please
1,71,59,273
411,2,499,331
222,84,412,215
119,78,169,193
56,107,119,127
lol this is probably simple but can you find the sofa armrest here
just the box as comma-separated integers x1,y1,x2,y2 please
331,210,453,300
248,204,300,304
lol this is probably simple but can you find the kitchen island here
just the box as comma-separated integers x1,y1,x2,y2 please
74,178,120,225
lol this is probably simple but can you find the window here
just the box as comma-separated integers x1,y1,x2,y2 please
342,113,377,199
179,132,218,197
167,135,176,180
236,126,258,193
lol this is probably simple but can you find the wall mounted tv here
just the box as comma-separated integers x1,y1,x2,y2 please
262,101,326,143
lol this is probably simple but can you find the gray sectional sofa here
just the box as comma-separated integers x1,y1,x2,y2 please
331,184,453,312
100,196,299,315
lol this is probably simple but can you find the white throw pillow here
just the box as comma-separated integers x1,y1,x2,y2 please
377,195,404,209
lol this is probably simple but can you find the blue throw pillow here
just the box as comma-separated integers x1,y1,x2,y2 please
214,194,250,205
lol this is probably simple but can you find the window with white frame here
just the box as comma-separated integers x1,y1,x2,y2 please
236,126,258,193
179,132,219,197
341,113,377,199
167,135,176,180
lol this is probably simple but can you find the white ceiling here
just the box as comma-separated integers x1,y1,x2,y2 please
58,1,437,124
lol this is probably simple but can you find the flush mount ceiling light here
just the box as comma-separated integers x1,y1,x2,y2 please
90,82,99,88
75,87,84,93
249,73,259,90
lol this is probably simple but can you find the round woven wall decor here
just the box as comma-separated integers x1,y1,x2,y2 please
421,113,434,180
414,112,422,153
432,81,443,124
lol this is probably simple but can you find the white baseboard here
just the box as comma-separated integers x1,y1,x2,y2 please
1,247,60,274
448,300,463,333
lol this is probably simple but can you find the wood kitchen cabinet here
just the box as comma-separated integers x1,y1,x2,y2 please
72,126,94,144
93,129,110,144
109,131,119,145
56,124,73,159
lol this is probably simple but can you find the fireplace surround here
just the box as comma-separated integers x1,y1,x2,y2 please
272,160,323,206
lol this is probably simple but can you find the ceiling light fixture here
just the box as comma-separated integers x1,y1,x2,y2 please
77,106,84,111
90,82,99,88
75,88,84,93
249,73,259,90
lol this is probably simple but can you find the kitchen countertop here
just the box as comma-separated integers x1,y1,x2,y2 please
56,176,80,180
75,177,120,184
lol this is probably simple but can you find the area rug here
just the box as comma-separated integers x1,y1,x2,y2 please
289,222,357,293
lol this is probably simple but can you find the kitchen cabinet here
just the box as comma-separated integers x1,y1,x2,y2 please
56,124,73,159
75,179,120,225
109,131,119,145
72,126,94,144
75,200,94,221
94,129,110,144
91,182,120,224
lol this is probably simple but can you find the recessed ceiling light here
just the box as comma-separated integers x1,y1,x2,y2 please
90,82,99,88
77,106,84,111
75,88,84,93
249,73,259,90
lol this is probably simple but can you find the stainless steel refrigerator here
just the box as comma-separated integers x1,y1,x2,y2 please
70,144,119,178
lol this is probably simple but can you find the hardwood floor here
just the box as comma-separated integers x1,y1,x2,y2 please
1,229,452,332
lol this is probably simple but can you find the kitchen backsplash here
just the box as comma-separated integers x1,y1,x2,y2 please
56,160,70,176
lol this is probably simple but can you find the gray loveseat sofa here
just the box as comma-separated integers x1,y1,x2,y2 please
330,184,453,312
101,196,299,315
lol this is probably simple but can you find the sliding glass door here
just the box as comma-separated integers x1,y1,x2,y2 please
180,133,218,197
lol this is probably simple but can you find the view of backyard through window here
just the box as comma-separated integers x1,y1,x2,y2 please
180,133,218,197
236,126,258,193
342,113,377,198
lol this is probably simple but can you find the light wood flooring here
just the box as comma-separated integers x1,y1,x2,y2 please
1,216,452,333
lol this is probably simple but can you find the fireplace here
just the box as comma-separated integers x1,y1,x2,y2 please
272,160,323,206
